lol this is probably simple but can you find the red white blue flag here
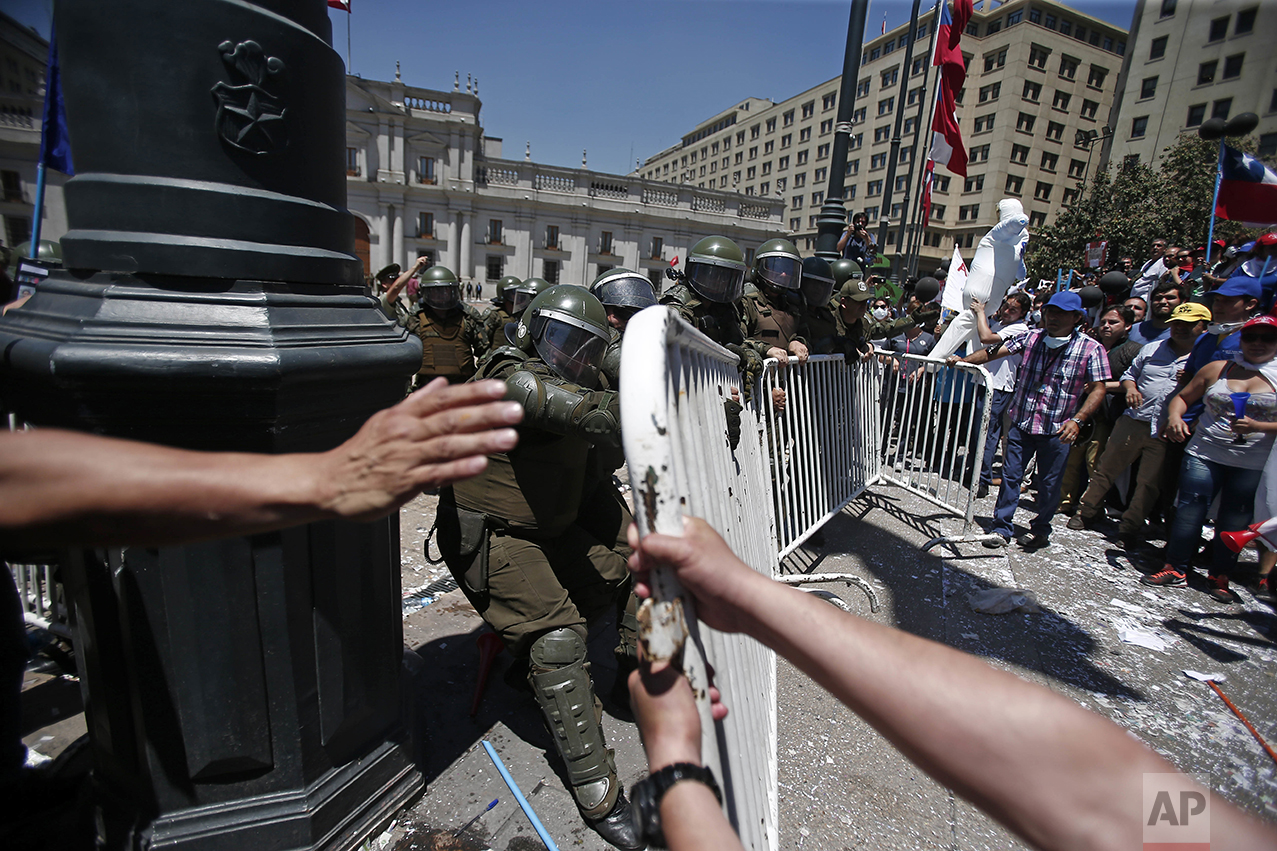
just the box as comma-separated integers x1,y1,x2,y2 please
1217,144,1277,226
929,0,972,178
933,0,973,80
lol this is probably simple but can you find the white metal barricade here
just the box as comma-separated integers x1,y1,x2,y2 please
621,306,779,851
757,354,883,559
874,351,1003,550
10,561,73,639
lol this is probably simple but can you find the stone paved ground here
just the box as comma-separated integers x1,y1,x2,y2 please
18,478,1277,850
376,478,1277,850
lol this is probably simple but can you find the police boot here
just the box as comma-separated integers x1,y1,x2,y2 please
609,588,640,717
529,628,642,850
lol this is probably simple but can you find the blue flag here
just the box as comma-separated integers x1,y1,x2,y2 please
39,24,73,176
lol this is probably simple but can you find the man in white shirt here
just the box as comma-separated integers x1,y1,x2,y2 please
1067,302,1210,547
1129,237,1169,303
969,292,1031,498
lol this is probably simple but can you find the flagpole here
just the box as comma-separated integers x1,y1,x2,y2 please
1206,139,1223,252
875,0,924,283
346,10,351,72
910,3,946,273
28,163,47,259
903,0,943,275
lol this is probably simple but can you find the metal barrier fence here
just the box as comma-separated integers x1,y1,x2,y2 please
6,415,75,640
621,307,779,851
757,354,883,559
874,351,1002,551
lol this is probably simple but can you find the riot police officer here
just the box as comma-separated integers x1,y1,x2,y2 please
481,274,525,356
409,265,485,388
801,255,840,355
435,286,640,849
742,237,810,364
659,235,766,397
588,267,657,388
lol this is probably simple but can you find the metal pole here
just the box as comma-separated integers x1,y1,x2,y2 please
906,1,944,274
28,162,46,256
896,0,939,276
1207,138,1224,250
875,0,924,283
815,0,871,262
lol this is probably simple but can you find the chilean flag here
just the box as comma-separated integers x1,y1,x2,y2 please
934,0,974,77
327,0,351,11
1217,144,1277,226
920,158,935,224
930,75,967,177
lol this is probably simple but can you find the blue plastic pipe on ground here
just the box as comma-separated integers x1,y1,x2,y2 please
481,740,560,851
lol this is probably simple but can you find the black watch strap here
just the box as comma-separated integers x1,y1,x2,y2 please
630,763,723,848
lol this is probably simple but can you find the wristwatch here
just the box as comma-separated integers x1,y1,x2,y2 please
630,762,723,848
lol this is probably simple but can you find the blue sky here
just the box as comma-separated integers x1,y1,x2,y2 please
10,0,1136,176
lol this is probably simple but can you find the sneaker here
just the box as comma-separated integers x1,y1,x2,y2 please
976,482,990,499
1207,574,1241,604
1258,575,1273,599
1141,566,1186,587
982,534,1009,549
1066,514,1088,531
1016,532,1050,550
1117,534,1143,553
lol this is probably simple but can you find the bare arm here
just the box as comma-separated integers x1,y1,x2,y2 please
1165,360,1222,441
949,340,1008,367
627,519,1277,851
0,379,522,548
385,255,431,303
970,298,1001,345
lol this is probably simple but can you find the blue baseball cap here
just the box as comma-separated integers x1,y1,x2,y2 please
1215,276,1262,299
1046,291,1085,313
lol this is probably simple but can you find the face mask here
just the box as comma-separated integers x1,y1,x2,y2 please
1042,334,1071,349
1030,310,1042,325
871,307,889,320
1208,320,1245,336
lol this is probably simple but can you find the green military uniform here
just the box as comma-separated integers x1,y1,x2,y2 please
434,286,640,849
800,255,841,355
480,275,524,356
409,266,486,387
741,237,808,359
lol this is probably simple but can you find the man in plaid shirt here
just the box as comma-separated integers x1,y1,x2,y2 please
950,291,1110,549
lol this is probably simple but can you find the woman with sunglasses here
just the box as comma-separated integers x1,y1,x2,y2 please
1148,316,1277,602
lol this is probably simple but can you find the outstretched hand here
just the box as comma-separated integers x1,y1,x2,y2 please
626,517,761,636
316,378,521,521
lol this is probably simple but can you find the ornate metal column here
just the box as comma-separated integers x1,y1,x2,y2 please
0,1,423,848
815,0,871,263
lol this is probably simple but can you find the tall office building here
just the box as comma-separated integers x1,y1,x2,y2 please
1102,0,1276,171
636,0,1128,273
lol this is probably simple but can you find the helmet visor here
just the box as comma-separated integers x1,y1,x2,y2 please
421,283,460,311
593,275,658,310
801,272,836,307
756,254,802,290
686,260,745,303
530,310,609,386
511,288,536,316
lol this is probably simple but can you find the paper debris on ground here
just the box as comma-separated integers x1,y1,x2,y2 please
967,588,1040,614
1118,628,1169,652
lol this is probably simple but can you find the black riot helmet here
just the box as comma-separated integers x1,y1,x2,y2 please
513,285,612,387
684,236,747,304
800,256,836,307
749,238,803,291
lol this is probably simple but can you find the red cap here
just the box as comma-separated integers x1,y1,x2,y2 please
1242,315,1277,332
1257,232,1277,247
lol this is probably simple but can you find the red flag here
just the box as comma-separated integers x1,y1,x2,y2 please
670,255,679,267
328,0,351,11
920,159,935,225
930,71,967,177
934,0,973,71
882,15,887,35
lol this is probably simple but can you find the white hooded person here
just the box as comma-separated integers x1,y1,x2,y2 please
931,199,1030,360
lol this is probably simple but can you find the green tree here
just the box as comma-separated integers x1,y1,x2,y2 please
1027,132,1264,282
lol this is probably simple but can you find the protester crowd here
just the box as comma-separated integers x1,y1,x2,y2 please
920,230,1277,607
